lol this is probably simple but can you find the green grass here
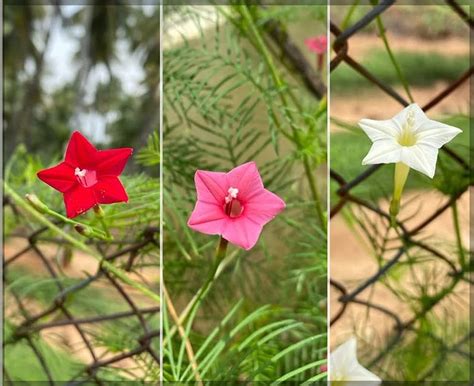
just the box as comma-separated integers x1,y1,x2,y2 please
331,50,469,95
330,114,470,203
5,320,81,381
387,319,471,381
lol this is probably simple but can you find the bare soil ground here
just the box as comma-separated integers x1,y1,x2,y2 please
4,239,158,373
330,182,471,349
331,81,469,127
346,34,469,58
330,34,470,127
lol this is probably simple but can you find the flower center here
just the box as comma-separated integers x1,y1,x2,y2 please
74,167,98,188
224,187,244,218
397,109,418,147
332,372,348,384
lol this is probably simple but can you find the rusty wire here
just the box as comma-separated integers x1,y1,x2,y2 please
2,2,472,383
329,0,472,376
3,198,160,384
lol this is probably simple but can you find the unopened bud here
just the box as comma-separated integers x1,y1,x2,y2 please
318,299,327,311
93,205,105,218
25,194,49,214
74,224,93,237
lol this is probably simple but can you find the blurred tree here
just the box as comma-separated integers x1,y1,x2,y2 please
3,4,159,162
4,5,54,158
105,6,159,149
65,4,159,150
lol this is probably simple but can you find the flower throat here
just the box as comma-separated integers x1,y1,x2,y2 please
224,187,243,218
398,109,418,147
75,167,98,188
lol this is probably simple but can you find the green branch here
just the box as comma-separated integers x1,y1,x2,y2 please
371,2,414,103
237,5,325,226
451,201,466,268
4,182,160,304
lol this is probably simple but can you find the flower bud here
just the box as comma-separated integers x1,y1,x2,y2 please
318,298,327,311
25,194,49,214
93,205,105,218
74,224,93,237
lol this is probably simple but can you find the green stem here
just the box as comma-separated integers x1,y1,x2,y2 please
94,205,112,239
185,237,228,323
24,194,110,241
389,162,410,226
376,8,415,103
341,0,360,30
220,6,318,136
217,7,294,142
98,216,111,238
451,201,466,268
371,1,414,103
164,237,229,346
4,182,160,303
47,206,111,241
238,6,325,226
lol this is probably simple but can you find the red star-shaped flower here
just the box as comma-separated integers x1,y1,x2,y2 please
37,131,133,218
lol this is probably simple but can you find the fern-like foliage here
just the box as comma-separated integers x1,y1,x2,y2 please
163,5,327,383
4,136,160,383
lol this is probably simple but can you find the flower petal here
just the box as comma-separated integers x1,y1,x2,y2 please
305,36,327,54
226,162,264,201
63,186,97,218
330,337,358,376
194,170,228,204
330,338,381,384
414,120,462,148
94,176,129,204
358,118,400,142
64,131,98,168
37,162,76,193
345,367,382,383
96,148,134,176
244,189,285,225
392,103,427,131
362,139,402,165
222,217,262,250
401,144,438,178
187,201,227,235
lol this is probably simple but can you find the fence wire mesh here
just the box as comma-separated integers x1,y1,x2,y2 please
2,1,473,384
329,0,472,378
3,196,160,385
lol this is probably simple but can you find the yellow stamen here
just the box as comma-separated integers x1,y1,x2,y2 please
398,129,417,146
397,110,417,147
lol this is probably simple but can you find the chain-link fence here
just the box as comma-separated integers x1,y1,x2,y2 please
329,0,472,378
3,196,160,385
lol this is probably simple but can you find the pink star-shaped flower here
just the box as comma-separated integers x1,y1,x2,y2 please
37,131,133,218
187,162,286,250
304,35,328,54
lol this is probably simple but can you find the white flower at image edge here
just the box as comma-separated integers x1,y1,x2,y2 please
359,103,462,178
330,337,381,385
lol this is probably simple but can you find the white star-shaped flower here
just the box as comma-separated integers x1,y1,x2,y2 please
330,337,381,385
359,103,462,178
